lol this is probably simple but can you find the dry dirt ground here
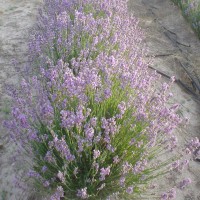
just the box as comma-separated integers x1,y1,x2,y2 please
0,0,200,200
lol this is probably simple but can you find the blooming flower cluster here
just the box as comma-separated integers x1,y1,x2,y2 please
178,178,192,190
161,188,176,200
5,0,199,199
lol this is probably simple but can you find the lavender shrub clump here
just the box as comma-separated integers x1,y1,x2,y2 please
5,0,200,199
172,0,200,39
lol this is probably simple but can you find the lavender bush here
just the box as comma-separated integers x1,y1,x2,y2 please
5,0,200,199
172,0,200,39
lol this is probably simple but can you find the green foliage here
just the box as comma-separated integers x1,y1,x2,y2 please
29,78,175,199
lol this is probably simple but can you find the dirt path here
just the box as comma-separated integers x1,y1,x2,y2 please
0,0,200,200
128,0,200,199
0,0,41,199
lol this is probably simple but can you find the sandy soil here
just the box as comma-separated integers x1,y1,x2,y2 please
0,0,199,200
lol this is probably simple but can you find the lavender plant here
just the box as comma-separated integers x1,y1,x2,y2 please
172,0,200,39
5,0,200,199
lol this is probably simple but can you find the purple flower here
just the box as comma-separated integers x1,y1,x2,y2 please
77,187,88,199
126,186,134,194
122,162,133,174
85,127,94,140
19,114,28,127
77,139,84,153
44,151,55,163
185,148,191,155
179,159,189,171
118,101,126,115
106,144,115,152
53,136,75,162
129,138,135,145
170,160,180,172
50,186,64,200
41,166,48,173
186,137,200,153
43,180,50,187
113,156,120,164
168,188,176,199
161,192,168,200
120,177,125,187
93,149,101,159
101,117,118,135
90,117,97,127
178,178,192,190
104,88,111,99
100,166,111,181
60,110,76,129
57,171,65,183
132,160,147,174
27,170,41,178
28,131,39,141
